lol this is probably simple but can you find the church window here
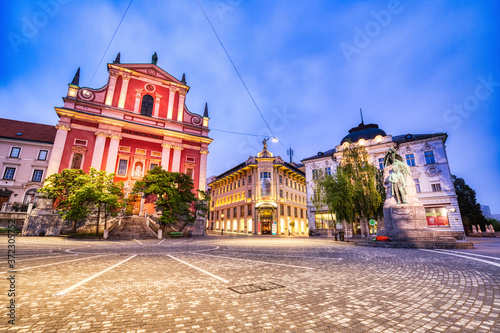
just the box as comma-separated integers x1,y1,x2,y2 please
71,153,83,169
117,159,128,176
406,154,416,167
140,94,154,116
424,151,435,164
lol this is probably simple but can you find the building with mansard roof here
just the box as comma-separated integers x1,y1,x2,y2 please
47,54,212,214
302,120,465,239
207,142,308,235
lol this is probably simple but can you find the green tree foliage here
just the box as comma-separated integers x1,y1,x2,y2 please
133,167,200,231
452,175,488,232
74,168,125,235
39,168,124,234
319,167,355,240
316,145,384,238
39,169,87,232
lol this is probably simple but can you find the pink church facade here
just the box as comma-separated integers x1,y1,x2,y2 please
47,55,212,210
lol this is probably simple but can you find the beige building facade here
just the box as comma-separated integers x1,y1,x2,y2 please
207,144,308,235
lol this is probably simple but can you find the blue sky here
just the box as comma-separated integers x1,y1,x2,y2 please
1,0,499,213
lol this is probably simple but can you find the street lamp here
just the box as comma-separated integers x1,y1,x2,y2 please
221,213,224,235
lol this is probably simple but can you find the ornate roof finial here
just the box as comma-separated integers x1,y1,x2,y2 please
151,52,158,65
113,52,121,64
203,103,209,118
360,108,364,125
181,73,186,85
71,67,80,86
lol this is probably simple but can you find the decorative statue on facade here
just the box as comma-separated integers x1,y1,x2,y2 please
262,137,269,150
151,52,158,65
384,147,410,204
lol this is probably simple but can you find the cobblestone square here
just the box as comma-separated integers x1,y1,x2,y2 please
2,235,499,332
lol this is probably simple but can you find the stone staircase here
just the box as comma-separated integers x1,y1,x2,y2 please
109,216,157,239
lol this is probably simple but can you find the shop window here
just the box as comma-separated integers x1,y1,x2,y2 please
248,204,252,216
140,94,154,116
315,213,335,229
38,150,48,161
425,207,449,227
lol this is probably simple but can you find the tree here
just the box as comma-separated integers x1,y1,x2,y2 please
74,169,124,235
133,167,198,232
311,169,326,231
452,175,488,232
39,169,87,232
320,167,355,241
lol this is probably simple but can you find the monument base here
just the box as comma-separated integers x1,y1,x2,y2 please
371,204,472,249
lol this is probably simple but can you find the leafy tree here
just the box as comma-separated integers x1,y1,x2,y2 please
319,167,355,241
133,167,198,232
74,169,124,235
39,169,87,232
311,169,327,231
452,175,488,232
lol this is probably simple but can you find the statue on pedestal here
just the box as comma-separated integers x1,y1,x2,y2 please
384,147,410,204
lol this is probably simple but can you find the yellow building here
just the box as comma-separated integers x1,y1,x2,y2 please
207,142,308,235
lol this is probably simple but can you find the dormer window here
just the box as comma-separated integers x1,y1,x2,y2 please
140,94,154,117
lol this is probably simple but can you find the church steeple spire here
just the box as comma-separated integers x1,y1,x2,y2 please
70,67,80,86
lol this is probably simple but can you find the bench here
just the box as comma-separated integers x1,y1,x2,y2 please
170,232,183,238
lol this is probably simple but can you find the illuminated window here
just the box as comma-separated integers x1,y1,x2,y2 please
406,154,416,167
186,167,194,179
425,207,449,227
140,94,154,116
358,139,365,146
375,135,382,143
424,151,435,164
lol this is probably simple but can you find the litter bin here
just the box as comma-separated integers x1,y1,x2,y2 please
338,231,344,241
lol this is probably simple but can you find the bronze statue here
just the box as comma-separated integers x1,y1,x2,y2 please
151,52,158,65
384,147,410,204
263,137,269,150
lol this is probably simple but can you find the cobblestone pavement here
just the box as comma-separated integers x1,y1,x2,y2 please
2,235,500,332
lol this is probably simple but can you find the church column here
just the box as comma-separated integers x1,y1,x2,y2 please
166,88,176,120
117,74,130,109
134,90,143,113
91,131,108,170
198,148,209,191
153,94,162,117
105,70,119,106
171,144,183,172
105,134,122,174
176,91,186,122
161,142,172,171
46,124,71,177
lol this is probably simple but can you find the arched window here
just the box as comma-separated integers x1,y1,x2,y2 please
71,153,82,169
24,188,38,204
140,95,154,116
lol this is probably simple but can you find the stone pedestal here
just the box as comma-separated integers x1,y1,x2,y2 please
380,204,437,240
22,196,63,236
191,217,207,236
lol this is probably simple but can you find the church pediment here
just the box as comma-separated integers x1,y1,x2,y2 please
108,63,185,87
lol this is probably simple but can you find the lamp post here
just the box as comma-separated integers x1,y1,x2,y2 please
221,213,224,236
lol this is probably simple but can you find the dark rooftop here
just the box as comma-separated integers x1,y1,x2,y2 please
0,118,57,144
340,122,387,145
